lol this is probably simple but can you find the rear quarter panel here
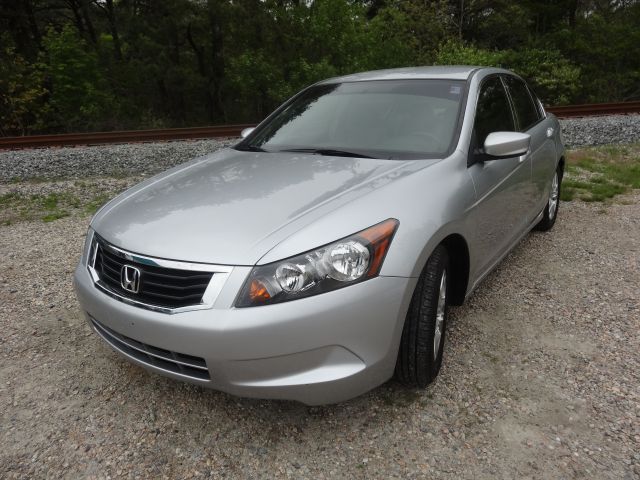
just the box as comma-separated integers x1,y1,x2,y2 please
530,114,560,217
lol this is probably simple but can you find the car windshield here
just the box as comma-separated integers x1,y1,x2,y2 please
238,79,466,160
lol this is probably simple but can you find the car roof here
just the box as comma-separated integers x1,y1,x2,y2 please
318,66,500,84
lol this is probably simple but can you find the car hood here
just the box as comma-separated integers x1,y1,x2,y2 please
92,148,430,265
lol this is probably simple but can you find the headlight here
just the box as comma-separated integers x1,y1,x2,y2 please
235,218,399,307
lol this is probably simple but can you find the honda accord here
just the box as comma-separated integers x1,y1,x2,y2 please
74,66,564,405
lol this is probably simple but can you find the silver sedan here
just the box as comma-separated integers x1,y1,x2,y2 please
74,66,564,405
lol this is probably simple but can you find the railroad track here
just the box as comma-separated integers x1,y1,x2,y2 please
546,101,640,118
1,102,639,150
0,124,254,150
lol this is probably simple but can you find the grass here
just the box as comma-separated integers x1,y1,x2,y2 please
42,211,70,222
84,193,111,215
563,143,640,202
0,190,108,224
0,192,20,205
0,192,74,223
0,175,135,225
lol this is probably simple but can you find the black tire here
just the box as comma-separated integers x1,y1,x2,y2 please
395,245,449,387
535,164,563,231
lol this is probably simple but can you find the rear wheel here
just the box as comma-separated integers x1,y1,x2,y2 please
535,165,562,231
395,245,449,387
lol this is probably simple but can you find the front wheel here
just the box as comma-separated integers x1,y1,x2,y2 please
395,245,449,387
535,165,562,231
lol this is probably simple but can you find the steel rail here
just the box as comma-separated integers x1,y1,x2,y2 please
546,101,640,118
0,124,255,150
1,102,639,150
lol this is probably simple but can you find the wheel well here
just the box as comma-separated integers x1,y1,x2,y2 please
558,156,565,176
441,234,470,306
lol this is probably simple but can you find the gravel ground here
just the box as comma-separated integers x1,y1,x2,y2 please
1,126,639,478
0,114,638,181
1,183,639,476
0,138,235,181
560,114,640,148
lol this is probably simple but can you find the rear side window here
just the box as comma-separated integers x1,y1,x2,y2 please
473,76,516,149
503,76,541,131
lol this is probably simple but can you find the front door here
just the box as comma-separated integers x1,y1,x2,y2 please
467,76,533,279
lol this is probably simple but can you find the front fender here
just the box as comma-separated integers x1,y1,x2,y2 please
257,151,477,281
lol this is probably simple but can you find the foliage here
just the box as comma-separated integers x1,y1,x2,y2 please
0,35,47,135
502,48,581,106
363,7,415,69
553,9,640,102
39,26,115,132
435,42,580,105
379,0,455,64
0,0,638,134
435,41,506,68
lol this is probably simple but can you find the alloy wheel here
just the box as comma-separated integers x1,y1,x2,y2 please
434,270,447,360
549,172,559,220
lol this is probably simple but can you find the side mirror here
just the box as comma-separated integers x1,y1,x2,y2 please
483,132,531,158
240,127,255,139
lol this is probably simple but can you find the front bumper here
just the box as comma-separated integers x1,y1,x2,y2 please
74,264,416,405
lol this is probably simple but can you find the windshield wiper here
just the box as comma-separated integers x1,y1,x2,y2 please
279,148,377,159
235,145,268,152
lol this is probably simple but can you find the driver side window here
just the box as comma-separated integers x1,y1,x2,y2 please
473,77,516,153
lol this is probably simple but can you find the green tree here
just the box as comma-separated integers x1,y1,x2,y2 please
40,25,115,131
363,7,420,69
553,7,640,102
1,0,639,134
436,41,581,105
503,48,581,105
0,35,46,135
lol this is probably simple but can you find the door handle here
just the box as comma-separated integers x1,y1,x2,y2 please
519,151,530,163
546,127,554,138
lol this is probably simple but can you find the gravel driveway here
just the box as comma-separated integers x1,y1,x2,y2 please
1,174,638,478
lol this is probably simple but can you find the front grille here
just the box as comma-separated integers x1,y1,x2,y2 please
92,236,214,309
90,316,210,380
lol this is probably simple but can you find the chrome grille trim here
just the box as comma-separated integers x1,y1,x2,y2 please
90,316,210,381
87,234,233,314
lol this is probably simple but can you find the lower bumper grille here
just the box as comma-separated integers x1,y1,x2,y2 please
90,316,210,381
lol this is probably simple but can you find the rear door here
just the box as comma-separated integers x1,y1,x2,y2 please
467,75,533,277
503,75,557,219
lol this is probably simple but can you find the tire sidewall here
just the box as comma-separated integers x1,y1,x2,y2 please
425,261,449,383
395,245,450,388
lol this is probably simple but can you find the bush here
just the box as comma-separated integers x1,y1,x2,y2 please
435,41,581,105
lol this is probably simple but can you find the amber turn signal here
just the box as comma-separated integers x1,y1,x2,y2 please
249,279,271,303
359,218,399,277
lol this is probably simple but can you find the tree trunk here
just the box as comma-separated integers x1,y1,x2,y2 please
79,0,98,45
568,0,579,28
102,0,123,60
186,23,206,76
207,0,225,122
